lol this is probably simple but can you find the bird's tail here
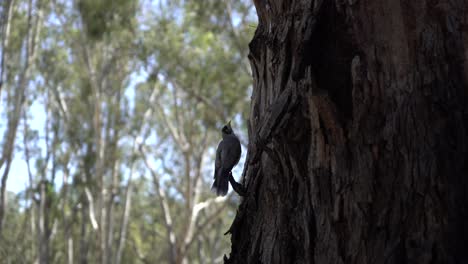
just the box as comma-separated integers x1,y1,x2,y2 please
211,168,229,196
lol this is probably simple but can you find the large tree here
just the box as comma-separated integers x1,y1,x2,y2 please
227,0,468,263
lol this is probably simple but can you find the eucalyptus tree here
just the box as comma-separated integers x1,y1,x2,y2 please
227,1,468,263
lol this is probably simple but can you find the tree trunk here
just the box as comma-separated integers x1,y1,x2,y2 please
38,181,50,264
227,0,468,263
80,200,89,264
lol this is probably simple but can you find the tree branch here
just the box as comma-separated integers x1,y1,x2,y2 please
140,148,178,264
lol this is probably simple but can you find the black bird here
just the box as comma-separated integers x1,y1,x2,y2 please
211,121,241,196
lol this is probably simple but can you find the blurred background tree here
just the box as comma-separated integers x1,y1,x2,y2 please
0,0,256,263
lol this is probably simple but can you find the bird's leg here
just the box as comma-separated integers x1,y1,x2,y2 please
228,173,246,196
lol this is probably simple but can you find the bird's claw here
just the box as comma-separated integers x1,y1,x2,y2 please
228,173,247,196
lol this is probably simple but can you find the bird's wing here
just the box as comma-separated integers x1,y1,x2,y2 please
214,140,223,179
221,135,241,168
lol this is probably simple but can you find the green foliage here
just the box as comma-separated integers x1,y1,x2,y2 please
138,3,254,131
77,0,137,40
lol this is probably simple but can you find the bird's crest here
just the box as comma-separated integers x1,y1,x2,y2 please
222,120,233,134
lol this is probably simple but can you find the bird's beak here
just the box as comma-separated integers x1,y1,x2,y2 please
227,120,231,127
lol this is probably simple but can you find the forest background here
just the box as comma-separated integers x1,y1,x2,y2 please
0,0,256,263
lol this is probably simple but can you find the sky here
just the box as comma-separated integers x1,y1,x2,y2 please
1,100,44,193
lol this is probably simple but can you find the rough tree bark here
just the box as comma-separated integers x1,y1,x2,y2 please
226,0,468,263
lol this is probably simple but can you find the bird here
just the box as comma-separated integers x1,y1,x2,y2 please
211,121,241,196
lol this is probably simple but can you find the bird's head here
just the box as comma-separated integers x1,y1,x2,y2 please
221,121,234,135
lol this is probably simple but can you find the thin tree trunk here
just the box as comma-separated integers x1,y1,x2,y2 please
64,194,75,264
38,180,49,264
79,200,89,264
227,0,468,263
114,87,158,264
105,158,120,264
142,151,177,264
68,236,74,264
114,139,138,264
138,86,179,264
38,91,53,264
23,112,37,262
98,105,109,264
105,90,123,263
0,0,43,232
61,164,73,264
0,0,15,95
94,90,106,264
